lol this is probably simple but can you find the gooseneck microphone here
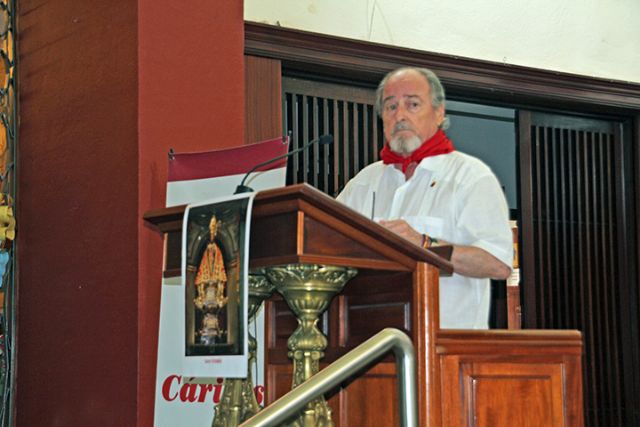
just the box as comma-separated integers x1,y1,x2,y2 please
234,134,333,194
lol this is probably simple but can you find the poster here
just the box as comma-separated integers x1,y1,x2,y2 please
154,137,288,426
180,194,254,378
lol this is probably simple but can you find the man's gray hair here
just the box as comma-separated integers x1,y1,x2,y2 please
375,67,450,130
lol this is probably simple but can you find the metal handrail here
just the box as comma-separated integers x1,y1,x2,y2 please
239,328,417,427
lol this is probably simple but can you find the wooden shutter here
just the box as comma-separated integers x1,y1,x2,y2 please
519,111,638,426
282,77,383,197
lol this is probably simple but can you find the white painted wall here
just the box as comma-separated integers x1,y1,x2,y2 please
245,0,640,84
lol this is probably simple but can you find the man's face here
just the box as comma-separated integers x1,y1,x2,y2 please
381,70,445,156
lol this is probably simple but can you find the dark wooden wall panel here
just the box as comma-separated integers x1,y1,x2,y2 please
245,55,282,144
634,115,640,426
519,111,636,427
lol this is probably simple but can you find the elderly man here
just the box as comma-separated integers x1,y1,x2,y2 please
337,67,512,329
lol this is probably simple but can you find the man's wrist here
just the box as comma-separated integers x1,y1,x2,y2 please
421,234,438,248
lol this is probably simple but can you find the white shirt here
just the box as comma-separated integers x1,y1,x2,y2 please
337,151,512,329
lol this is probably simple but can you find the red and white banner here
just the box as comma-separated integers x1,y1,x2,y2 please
166,137,289,207
155,137,289,427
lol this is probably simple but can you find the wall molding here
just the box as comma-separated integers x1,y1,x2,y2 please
245,22,640,115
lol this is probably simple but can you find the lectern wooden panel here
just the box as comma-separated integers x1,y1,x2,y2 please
144,184,584,426
438,330,583,426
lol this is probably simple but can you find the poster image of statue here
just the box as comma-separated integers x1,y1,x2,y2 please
183,197,249,357
194,215,229,345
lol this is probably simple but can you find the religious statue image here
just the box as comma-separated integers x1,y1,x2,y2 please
194,215,229,346
184,196,249,359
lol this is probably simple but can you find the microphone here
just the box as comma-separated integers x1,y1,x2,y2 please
234,134,333,194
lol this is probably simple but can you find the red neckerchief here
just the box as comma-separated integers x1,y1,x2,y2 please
380,129,455,174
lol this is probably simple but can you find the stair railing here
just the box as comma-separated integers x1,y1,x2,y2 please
239,328,417,427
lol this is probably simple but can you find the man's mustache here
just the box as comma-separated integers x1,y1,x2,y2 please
392,122,414,134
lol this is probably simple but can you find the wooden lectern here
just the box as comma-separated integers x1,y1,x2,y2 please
144,184,584,426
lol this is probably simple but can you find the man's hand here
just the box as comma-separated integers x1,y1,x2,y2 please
378,219,511,280
378,219,423,246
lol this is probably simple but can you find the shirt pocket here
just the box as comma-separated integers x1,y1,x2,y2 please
404,215,444,239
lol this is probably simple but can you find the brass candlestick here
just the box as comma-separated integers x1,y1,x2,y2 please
265,264,357,427
212,271,275,427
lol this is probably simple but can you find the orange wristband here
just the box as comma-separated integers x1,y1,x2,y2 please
422,234,438,248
